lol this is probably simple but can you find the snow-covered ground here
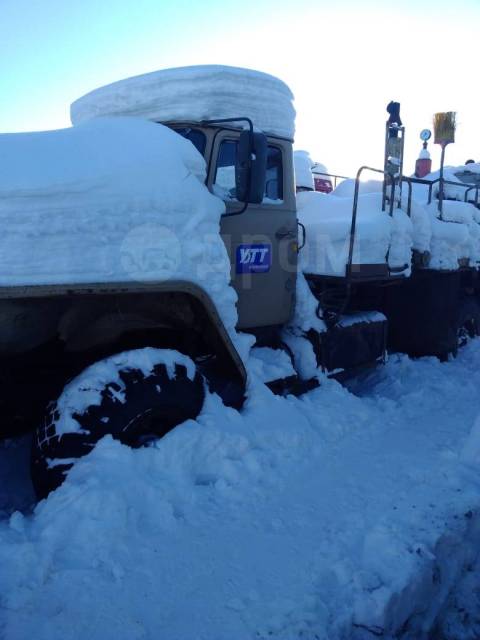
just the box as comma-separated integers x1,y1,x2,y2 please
2,342,480,640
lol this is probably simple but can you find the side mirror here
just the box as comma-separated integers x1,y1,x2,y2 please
236,130,267,204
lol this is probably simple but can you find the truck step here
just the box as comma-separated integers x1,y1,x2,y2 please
265,375,319,398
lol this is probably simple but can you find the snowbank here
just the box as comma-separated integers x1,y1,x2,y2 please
297,190,412,277
2,340,480,639
71,65,296,139
0,117,241,346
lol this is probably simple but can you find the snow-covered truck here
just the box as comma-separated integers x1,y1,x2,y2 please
0,65,479,498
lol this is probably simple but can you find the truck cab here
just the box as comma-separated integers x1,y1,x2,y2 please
169,122,298,331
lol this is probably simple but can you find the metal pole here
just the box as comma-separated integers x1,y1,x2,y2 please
398,126,405,208
438,143,446,218
382,123,389,212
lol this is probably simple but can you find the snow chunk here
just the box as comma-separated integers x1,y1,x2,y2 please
337,310,386,328
290,272,326,333
71,65,296,139
249,347,296,382
429,221,470,270
441,200,476,225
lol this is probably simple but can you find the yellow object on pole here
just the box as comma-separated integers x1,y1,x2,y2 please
433,111,457,217
433,112,456,145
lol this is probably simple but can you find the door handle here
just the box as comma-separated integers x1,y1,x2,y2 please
297,222,306,251
275,227,297,240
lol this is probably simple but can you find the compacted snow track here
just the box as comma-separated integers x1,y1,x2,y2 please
1,344,480,639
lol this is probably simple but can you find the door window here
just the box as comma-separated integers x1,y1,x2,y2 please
213,139,283,203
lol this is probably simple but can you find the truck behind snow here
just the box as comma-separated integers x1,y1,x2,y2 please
0,65,479,498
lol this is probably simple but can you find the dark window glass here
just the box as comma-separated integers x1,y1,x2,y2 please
213,140,283,203
265,146,283,201
172,127,206,156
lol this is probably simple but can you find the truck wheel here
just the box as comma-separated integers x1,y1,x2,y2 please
454,298,480,355
31,348,205,500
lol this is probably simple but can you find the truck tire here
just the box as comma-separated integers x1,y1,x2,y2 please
453,298,480,356
31,349,205,500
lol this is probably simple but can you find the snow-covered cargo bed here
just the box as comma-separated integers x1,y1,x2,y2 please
413,164,480,204
71,65,296,140
297,190,413,277
0,117,239,337
330,176,480,271
2,341,480,638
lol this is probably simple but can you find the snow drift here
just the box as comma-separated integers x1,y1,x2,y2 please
2,341,480,639
70,65,296,140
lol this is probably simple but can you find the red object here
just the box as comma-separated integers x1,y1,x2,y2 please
415,157,432,178
314,176,333,193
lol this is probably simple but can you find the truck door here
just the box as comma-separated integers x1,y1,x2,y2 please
211,132,297,330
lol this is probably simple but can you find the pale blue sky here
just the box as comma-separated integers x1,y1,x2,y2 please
1,0,479,175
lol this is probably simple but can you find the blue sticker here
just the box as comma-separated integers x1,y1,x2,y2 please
236,244,271,274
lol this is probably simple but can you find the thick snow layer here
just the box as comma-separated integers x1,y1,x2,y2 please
71,65,296,139
454,162,480,175
297,190,412,277
331,178,383,199
330,176,480,268
404,164,480,268
330,178,432,255
337,310,386,328
289,271,326,334
0,117,244,352
441,200,478,224
422,202,480,270
294,150,314,190
402,196,432,254
429,218,470,270
249,346,296,383
427,202,480,268
412,166,479,204
2,341,480,638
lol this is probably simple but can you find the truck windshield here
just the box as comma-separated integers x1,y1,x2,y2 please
171,127,206,156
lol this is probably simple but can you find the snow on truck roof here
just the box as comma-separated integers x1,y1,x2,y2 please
70,65,296,140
